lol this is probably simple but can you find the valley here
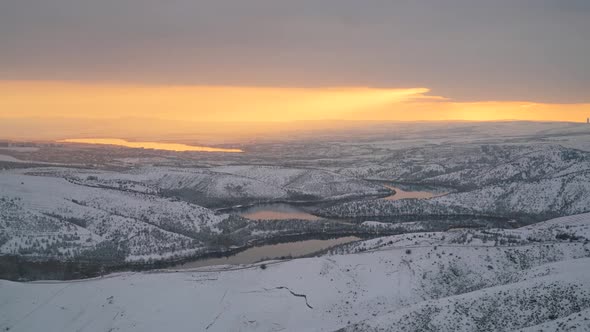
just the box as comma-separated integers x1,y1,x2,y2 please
2,212,589,331
2,122,590,331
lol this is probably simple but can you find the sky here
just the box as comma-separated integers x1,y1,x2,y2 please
1,0,589,140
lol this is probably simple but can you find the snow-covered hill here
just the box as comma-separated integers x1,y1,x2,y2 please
319,170,590,222
0,167,390,269
2,213,589,332
53,165,388,208
339,144,590,189
0,171,229,262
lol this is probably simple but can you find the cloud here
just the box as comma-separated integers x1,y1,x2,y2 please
0,0,588,102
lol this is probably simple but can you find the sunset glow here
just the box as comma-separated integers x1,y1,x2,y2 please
2,80,590,141
0,81,432,123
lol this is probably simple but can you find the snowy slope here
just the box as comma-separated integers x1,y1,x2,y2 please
320,170,590,221
0,171,228,261
340,144,590,189
1,213,589,332
0,167,388,266
319,143,590,222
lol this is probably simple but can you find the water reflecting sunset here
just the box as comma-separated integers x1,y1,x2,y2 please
59,138,243,153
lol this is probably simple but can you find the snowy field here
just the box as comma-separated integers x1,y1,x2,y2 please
1,213,590,331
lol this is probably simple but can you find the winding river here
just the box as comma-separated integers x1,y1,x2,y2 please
173,236,360,269
179,184,445,269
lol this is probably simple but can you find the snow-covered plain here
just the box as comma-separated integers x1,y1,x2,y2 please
1,213,589,332
0,155,23,163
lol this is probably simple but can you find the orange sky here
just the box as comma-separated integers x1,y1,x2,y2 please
1,81,590,140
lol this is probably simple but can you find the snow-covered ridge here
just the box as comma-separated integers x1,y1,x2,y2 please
0,171,227,261
41,165,388,208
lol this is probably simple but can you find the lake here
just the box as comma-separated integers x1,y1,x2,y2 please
173,236,360,269
234,185,447,221
383,185,447,201
238,203,321,220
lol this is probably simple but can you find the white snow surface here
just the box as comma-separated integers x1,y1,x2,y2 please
0,171,226,260
0,154,23,162
2,213,590,332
